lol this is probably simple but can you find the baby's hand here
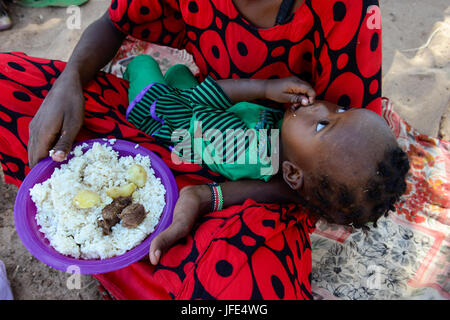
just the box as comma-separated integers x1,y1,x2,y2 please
265,76,315,106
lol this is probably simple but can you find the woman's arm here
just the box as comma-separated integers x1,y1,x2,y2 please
65,11,126,86
149,175,297,265
28,11,126,167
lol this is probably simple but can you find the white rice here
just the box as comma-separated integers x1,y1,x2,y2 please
29,142,166,260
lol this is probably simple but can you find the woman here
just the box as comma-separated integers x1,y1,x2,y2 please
0,0,382,299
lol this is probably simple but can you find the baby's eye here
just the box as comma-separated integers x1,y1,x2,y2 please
316,120,329,132
337,107,347,113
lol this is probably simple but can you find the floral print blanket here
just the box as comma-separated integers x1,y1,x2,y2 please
106,38,449,300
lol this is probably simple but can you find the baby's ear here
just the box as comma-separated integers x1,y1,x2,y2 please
282,160,304,190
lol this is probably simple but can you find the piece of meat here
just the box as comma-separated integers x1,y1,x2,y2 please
100,196,132,235
97,219,114,236
114,196,133,208
119,203,146,228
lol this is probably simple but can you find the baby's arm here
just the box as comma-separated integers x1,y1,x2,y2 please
149,176,298,265
217,76,316,106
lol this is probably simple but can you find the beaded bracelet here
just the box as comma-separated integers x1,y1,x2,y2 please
206,182,223,212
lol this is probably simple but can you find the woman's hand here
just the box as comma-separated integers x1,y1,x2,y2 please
28,72,85,167
148,176,299,265
264,76,316,106
149,185,211,265
28,10,126,168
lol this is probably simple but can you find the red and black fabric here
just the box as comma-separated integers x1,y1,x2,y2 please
96,199,315,299
0,52,315,299
109,0,383,114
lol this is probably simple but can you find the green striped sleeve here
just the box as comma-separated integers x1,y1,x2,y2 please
189,76,234,110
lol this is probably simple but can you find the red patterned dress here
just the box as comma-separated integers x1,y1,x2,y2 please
0,0,382,299
109,0,382,112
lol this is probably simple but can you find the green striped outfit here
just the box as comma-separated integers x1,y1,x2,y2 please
125,55,284,181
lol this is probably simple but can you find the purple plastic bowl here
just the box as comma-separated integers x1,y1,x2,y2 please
14,139,178,275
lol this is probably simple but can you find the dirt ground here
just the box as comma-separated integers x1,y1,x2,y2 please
0,170,102,300
0,0,449,300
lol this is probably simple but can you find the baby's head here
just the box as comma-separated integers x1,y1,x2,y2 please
281,101,410,230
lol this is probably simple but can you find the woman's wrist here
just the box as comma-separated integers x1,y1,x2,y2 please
58,67,82,85
182,184,212,216
196,184,212,214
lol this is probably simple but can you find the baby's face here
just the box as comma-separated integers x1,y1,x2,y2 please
281,100,380,174
281,100,398,224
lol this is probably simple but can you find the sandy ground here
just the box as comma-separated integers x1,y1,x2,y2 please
0,0,449,300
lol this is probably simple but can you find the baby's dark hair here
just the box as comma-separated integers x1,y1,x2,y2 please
304,146,410,231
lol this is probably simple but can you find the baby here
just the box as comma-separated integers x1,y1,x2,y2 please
124,55,410,233
125,54,314,181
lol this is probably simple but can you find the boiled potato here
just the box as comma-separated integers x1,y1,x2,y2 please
127,164,147,188
73,189,101,209
106,183,137,198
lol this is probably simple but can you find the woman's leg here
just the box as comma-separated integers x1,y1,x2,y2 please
123,54,167,103
164,64,198,90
